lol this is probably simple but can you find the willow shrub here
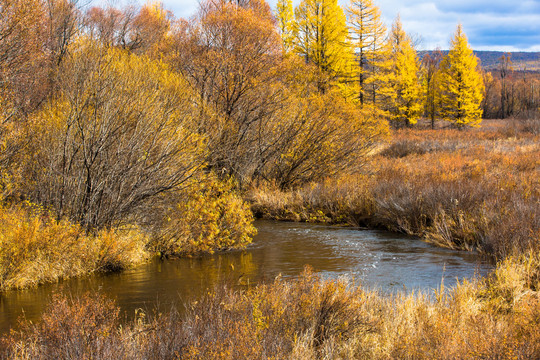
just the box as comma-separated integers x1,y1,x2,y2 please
150,173,256,256
23,43,205,232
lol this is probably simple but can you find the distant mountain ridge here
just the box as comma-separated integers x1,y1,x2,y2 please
418,51,540,71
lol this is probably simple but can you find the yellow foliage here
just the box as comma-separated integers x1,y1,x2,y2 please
267,88,389,188
151,173,256,256
275,0,295,52
379,17,423,126
0,204,148,290
293,0,357,89
347,0,387,105
25,43,205,230
440,25,485,128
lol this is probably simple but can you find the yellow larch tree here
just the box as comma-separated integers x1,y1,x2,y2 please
275,0,295,53
346,0,387,106
439,24,484,128
293,0,356,92
380,16,422,126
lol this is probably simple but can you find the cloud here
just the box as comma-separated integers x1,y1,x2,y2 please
162,0,200,19
374,0,540,51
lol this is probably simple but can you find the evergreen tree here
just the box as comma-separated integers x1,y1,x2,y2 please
439,24,484,128
346,0,386,105
276,0,295,52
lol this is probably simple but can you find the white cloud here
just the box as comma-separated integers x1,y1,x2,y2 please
371,0,540,50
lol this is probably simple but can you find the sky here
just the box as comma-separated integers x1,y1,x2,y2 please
97,0,540,51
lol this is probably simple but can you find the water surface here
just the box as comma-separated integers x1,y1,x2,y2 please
0,220,493,333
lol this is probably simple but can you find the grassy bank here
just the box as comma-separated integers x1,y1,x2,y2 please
249,120,540,259
0,204,148,290
1,120,538,359
2,258,539,359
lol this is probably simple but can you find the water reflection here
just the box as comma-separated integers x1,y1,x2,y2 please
0,220,493,333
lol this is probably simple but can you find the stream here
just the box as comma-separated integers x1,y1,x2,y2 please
0,220,493,333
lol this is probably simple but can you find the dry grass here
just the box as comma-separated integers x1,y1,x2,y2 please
2,261,539,359
248,120,540,259
0,204,148,290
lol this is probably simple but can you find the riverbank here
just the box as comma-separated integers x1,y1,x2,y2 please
0,204,149,291
0,220,492,334
2,256,539,359
248,120,540,259
0,120,538,357
0,175,256,291
2,120,536,290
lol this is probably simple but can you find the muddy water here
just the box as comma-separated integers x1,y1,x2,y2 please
0,220,493,333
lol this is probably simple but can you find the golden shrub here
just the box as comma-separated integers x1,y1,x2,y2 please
152,173,256,256
0,204,148,290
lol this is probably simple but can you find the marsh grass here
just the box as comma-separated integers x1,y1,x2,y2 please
1,120,538,357
249,122,540,258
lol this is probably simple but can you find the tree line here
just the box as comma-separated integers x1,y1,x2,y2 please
276,0,485,128
482,54,540,120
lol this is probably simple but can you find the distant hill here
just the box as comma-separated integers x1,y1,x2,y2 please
418,51,540,72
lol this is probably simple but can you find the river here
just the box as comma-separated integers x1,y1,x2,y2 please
0,220,493,333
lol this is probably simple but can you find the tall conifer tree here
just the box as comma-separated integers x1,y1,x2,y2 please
293,0,356,91
439,24,484,128
346,0,386,105
379,17,422,126
276,0,295,52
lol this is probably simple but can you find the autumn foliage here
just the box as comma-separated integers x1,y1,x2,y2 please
439,25,485,127
252,121,539,258
0,0,538,357
0,0,390,289
0,0,535,284
149,173,257,256
0,202,147,290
